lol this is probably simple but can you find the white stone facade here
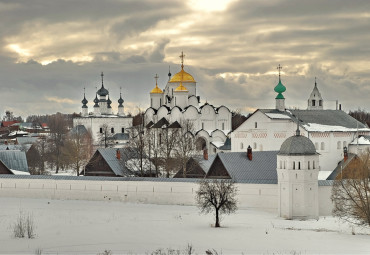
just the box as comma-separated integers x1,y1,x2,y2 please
73,116,132,145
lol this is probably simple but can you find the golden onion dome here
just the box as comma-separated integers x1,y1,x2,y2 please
175,83,188,92
150,84,163,94
169,68,196,83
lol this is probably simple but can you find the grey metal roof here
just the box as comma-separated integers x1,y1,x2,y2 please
326,153,357,180
0,150,29,173
97,147,136,176
112,133,129,140
219,137,231,150
279,135,317,155
259,109,367,129
197,154,217,173
215,151,278,182
0,144,32,152
69,125,88,136
16,137,37,145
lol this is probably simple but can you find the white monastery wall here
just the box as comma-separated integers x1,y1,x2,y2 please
0,178,333,215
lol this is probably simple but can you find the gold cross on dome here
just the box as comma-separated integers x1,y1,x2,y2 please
179,51,185,68
154,74,159,85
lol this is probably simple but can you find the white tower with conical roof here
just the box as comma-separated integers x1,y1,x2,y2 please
150,74,164,109
308,78,324,110
277,121,319,220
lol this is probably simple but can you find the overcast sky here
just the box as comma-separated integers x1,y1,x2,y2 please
1,0,369,118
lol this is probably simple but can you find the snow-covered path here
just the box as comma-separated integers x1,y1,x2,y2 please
0,197,369,254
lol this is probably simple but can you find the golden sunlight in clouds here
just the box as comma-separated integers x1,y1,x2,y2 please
46,97,75,104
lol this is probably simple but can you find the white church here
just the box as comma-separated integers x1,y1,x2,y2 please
73,72,132,144
231,66,370,178
144,52,232,154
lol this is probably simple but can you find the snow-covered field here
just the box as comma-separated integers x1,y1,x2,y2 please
1,197,369,254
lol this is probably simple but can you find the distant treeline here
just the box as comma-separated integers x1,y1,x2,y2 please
349,110,370,127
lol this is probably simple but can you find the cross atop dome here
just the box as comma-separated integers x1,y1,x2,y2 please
179,51,185,69
277,64,282,80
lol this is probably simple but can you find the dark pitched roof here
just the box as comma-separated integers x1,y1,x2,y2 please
0,144,32,152
152,117,169,128
208,151,278,182
145,121,154,128
173,154,216,178
0,150,29,173
168,121,182,129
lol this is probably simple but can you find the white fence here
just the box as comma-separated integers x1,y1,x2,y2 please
0,177,333,215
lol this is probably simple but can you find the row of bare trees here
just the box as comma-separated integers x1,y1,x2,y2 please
28,113,93,175
127,119,199,177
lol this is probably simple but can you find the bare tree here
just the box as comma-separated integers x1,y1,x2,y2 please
97,124,115,148
63,128,93,176
160,125,180,178
195,179,238,228
331,150,370,226
127,124,147,176
48,113,68,173
174,120,198,178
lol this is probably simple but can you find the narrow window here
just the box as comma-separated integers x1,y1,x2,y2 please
296,173,298,179
312,100,316,106
151,98,153,107
298,162,301,170
343,141,347,148
321,142,325,150
222,122,225,130
337,141,341,149
308,161,310,169
293,161,296,170
313,161,316,169
319,100,322,106
280,161,282,169
111,127,114,134
255,122,257,128
100,128,103,133
240,143,243,149
160,98,162,105
202,123,204,129
122,128,124,133
159,133,162,144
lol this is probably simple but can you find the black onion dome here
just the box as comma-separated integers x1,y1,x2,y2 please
118,94,124,106
93,94,99,107
279,135,316,155
97,85,109,96
81,95,88,105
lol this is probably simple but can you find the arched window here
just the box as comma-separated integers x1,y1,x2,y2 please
280,161,282,169
319,100,322,106
313,161,316,169
308,161,310,169
240,143,243,150
298,162,301,170
255,122,257,128
312,99,316,106
202,123,204,129
222,122,225,130
253,142,257,149
111,127,114,134
343,141,347,148
293,161,296,170
321,142,325,150
337,141,341,149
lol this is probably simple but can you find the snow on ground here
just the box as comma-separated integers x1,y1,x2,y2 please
1,197,370,254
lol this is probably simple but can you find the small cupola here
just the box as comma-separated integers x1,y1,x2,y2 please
307,77,324,110
97,72,109,97
274,64,286,111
